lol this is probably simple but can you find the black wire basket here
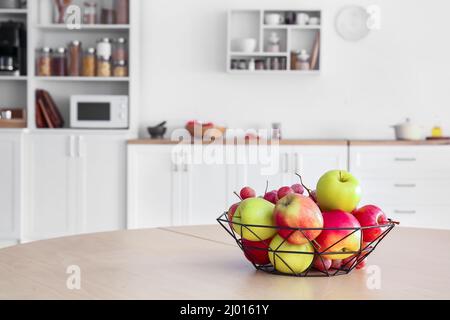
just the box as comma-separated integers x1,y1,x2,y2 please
217,212,397,277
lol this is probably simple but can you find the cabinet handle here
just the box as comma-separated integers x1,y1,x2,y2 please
394,157,417,162
294,153,299,173
77,136,85,158
284,153,289,174
68,136,76,158
394,210,416,215
394,183,417,188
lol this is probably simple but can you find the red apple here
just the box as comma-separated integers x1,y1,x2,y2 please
315,210,362,260
227,203,240,226
278,186,294,200
263,190,279,204
342,255,368,270
291,184,305,195
274,193,324,245
353,205,389,243
313,256,332,272
242,238,271,265
331,259,342,270
240,187,256,200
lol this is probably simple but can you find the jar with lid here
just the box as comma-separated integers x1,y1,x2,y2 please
113,60,128,77
52,47,67,76
112,37,128,63
82,47,96,77
97,38,112,58
68,40,82,76
101,0,116,24
83,1,98,24
37,47,52,76
115,0,129,24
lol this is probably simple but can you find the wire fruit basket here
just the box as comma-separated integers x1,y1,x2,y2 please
217,212,397,277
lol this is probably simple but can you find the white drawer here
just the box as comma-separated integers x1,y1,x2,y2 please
381,205,450,230
359,179,450,206
350,146,450,178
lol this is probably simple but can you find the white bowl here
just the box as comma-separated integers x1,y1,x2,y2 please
232,38,257,53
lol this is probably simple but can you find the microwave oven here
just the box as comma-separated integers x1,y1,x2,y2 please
70,95,129,129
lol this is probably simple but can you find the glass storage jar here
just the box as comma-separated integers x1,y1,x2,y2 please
37,47,52,76
97,56,112,77
113,60,128,77
68,40,82,76
83,1,98,24
52,47,68,76
112,37,128,63
82,47,96,77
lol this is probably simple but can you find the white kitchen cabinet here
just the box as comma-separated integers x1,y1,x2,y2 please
127,145,180,229
350,146,450,229
24,133,128,241
128,144,232,228
0,133,22,244
128,144,349,229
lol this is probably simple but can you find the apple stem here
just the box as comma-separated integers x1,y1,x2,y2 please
295,173,313,196
234,191,242,201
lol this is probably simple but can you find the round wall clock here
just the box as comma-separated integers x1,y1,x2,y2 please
335,5,370,41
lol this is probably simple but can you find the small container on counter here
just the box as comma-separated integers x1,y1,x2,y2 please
96,38,112,77
82,47,96,77
113,60,128,77
52,47,67,76
112,37,128,63
68,40,82,76
83,1,98,24
36,47,52,76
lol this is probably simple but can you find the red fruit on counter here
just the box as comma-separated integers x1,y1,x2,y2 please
263,190,279,204
277,186,294,200
274,193,324,245
240,187,256,200
313,256,332,272
242,238,272,265
315,210,362,260
291,184,305,195
331,259,343,270
342,255,368,270
353,205,389,242
227,203,240,222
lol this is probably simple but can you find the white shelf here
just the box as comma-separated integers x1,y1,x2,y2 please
36,24,130,31
34,76,130,82
263,25,321,30
228,70,321,75
0,8,28,14
0,76,28,81
230,52,289,57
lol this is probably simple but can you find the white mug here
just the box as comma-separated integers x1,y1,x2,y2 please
265,13,284,25
308,17,320,25
296,13,310,25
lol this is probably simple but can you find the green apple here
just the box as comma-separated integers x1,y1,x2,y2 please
316,170,362,213
269,235,314,274
232,198,276,241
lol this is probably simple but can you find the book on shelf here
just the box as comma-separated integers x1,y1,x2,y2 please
310,32,320,70
35,89,64,128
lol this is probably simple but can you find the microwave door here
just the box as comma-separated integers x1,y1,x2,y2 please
72,102,127,129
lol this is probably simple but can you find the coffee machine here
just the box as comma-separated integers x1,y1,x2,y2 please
0,21,27,76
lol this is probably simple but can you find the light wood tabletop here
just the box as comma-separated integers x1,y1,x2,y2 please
1,225,449,300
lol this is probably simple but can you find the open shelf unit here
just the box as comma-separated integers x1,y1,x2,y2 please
227,9,322,74
0,0,140,133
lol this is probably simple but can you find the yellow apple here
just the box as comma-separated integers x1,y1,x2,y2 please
269,235,315,274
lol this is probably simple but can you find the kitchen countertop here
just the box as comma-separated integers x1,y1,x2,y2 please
1,225,449,300
128,139,450,146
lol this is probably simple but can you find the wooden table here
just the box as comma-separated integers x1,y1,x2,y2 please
1,225,449,300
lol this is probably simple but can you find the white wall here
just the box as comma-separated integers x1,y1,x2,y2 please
138,0,450,139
